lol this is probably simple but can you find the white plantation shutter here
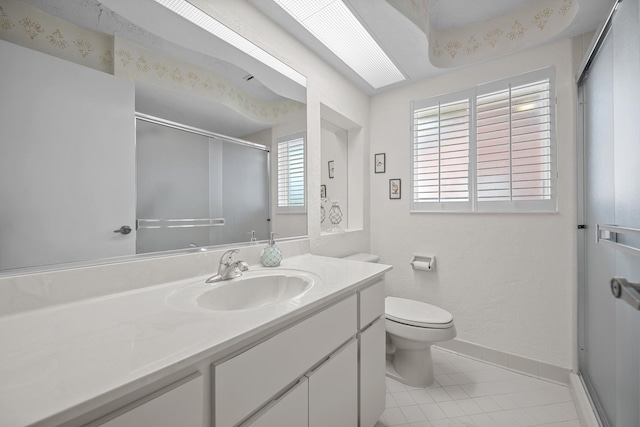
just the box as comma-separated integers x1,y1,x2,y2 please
411,90,473,212
411,67,556,213
277,132,306,213
475,68,555,211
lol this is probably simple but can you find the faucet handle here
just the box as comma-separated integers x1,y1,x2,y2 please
220,249,239,265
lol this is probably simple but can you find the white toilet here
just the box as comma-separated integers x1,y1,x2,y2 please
343,253,457,387
385,296,456,386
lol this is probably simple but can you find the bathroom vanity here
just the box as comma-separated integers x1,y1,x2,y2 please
0,254,390,427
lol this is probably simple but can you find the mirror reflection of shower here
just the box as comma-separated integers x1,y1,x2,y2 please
136,116,270,254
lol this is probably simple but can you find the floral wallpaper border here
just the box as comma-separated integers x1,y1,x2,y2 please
386,0,578,68
0,0,112,73
0,0,304,126
114,38,305,125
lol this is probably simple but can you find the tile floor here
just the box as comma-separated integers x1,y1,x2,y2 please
376,348,581,427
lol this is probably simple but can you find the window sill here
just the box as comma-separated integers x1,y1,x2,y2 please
409,210,559,215
275,211,307,215
320,227,364,237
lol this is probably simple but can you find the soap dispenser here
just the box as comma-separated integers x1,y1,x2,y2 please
261,232,282,267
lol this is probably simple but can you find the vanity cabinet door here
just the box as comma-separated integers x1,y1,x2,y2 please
359,317,386,427
214,295,357,427
98,374,203,427
307,339,358,427
241,378,308,427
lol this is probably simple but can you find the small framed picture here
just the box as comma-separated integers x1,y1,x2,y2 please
328,160,335,179
374,153,386,173
389,179,401,199
320,185,326,198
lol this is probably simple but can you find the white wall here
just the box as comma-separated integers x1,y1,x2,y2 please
370,38,581,369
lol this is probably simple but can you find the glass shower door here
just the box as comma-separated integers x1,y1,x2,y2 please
580,0,640,425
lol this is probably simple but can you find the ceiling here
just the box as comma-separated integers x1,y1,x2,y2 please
250,0,615,95
428,0,538,30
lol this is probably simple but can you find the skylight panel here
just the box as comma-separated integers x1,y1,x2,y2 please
273,0,405,89
153,0,306,87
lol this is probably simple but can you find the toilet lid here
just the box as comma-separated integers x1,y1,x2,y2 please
385,297,454,329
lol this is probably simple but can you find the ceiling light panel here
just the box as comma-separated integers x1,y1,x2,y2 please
153,0,306,86
273,0,405,89
274,0,335,21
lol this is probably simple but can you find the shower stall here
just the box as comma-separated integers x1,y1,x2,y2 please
577,0,640,425
136,115,270,254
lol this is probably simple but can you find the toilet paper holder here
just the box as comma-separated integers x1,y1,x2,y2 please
411,254,435,271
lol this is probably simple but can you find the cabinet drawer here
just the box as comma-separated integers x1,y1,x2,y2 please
214,295,357,427
241,378,308,427
96,374,203,427
359,280,385,329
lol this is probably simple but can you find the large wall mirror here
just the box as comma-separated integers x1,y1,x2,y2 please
0,0,307,274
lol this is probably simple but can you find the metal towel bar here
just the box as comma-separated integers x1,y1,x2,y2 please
596,224,640,257
137,218,225,229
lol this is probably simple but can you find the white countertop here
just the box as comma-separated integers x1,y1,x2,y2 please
0,254,390,427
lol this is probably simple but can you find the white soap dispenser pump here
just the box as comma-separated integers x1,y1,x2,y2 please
261,232,282,267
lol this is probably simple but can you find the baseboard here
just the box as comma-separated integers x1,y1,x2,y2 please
434,339,571,385
569,373,601,427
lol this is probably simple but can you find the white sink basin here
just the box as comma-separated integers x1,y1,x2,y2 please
194,269,317,311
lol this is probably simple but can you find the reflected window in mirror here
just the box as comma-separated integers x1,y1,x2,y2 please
276,132,307,214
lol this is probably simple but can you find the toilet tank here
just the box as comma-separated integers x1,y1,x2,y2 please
343,253,379,263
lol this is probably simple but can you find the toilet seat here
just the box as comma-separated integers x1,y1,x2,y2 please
386,297,454,329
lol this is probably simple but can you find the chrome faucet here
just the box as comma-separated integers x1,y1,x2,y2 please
205,249,249,283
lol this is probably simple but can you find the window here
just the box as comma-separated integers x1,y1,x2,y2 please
277,132,306,213
412,90,473,211
411,67,556,213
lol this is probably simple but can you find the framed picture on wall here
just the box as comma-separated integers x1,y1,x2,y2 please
389,179,401,199
328,160,335,178
374,153,386,173
320,185,326,198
